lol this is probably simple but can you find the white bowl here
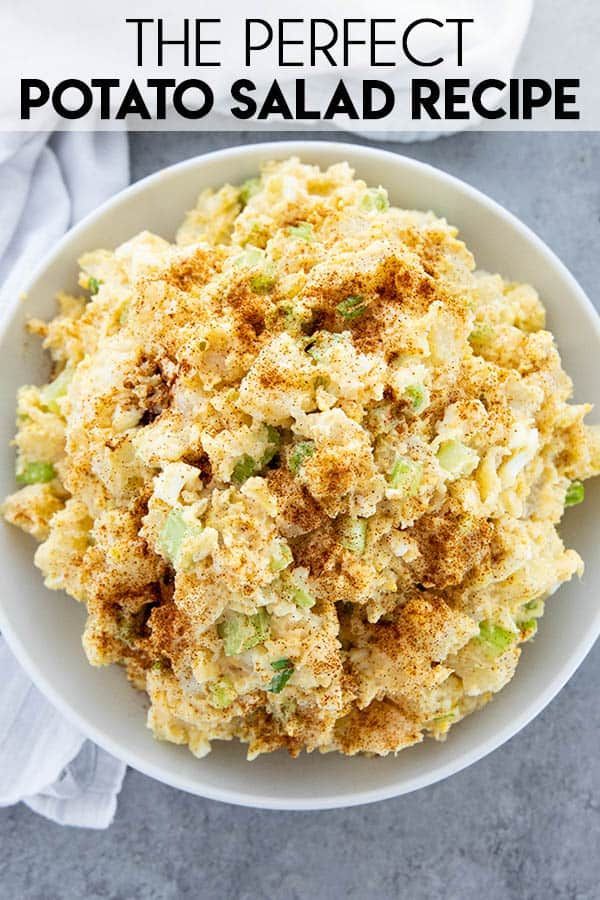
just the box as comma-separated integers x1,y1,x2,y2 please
1,141,599,810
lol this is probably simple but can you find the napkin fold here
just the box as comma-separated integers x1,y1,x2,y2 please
0,130,129,828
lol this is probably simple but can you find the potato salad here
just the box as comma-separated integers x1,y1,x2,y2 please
3,158,599,759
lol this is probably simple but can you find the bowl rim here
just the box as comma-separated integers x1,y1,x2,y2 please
1,139,599,811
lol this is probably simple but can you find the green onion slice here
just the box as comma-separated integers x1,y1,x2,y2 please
267,658,294,693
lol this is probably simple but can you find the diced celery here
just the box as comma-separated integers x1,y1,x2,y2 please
218,615,253,655
468,323,495,347
437,440,477,477
158,507,203,569
233,247,264,268
261,426,281,466
288,222,314,241
405,383,428,414
361,188,389,212
292,586,315,609
239,177,261,206
16,461,56,485
270,541,293,572
208,678,237,709
40,367,73,415
524,598,544,617
289,441,315,475
158,508,188,565
231,431,280,484
388,456,421,495
279,572,315,609
340,517,368,555
565,480,584,507
336,295,367,321
218,609,270,656
267,658,294,693
231,429,280,483
231,454,257,485
431,712,455,728
519,619,538,641
476,621,515,657
88,276,102,295
252,608,271,644
250,272,276,294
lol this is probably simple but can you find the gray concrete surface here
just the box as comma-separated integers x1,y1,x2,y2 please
1,132,599,900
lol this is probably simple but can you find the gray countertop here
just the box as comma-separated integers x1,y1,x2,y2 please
1,131,599,900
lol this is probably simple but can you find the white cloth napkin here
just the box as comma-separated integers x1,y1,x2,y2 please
0,130,129,828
